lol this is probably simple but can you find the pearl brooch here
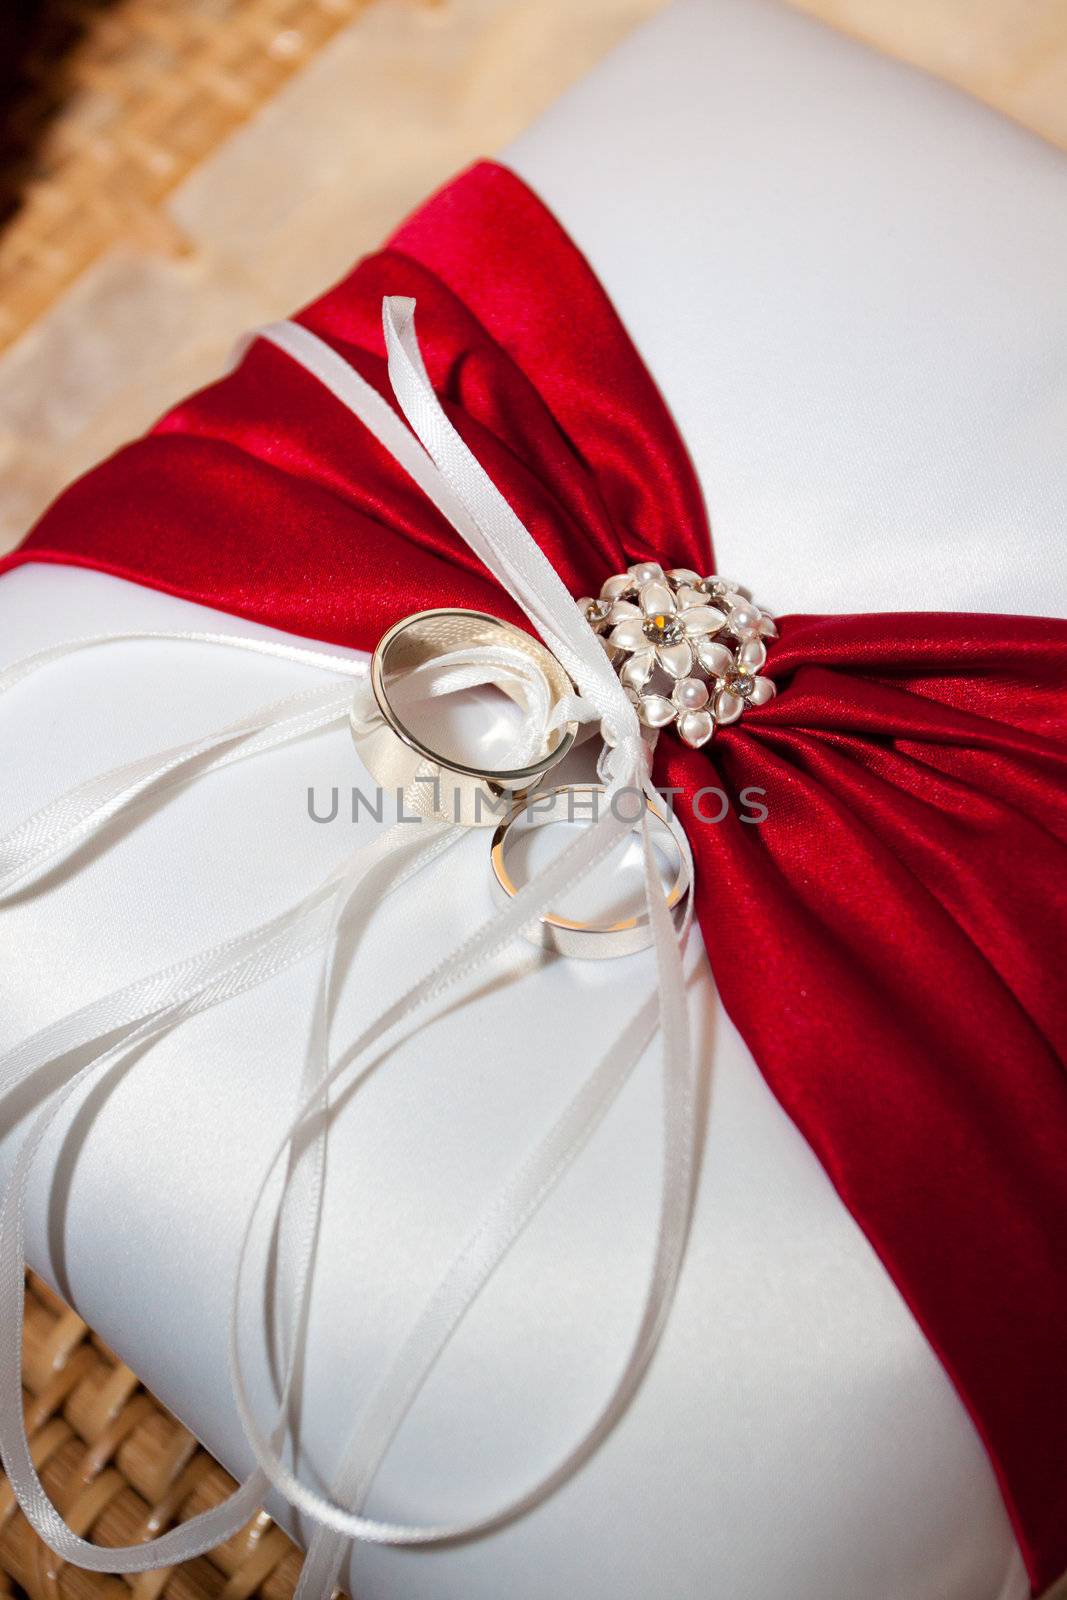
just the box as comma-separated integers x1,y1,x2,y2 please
577,564,777,748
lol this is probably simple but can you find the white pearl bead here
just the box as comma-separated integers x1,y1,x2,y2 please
629,561,665,587
728,603,760,633
674,676,709,711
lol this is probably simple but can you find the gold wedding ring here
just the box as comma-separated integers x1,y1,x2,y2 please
490,785,689,959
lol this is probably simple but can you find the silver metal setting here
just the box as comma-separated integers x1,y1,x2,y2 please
353,608,578,827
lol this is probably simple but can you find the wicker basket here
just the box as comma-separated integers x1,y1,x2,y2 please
0,0,370,352
0,1274,305,1600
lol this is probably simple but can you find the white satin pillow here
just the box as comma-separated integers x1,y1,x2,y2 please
3,1,1065,1597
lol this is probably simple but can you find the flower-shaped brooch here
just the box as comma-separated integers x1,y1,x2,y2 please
578,563,777,749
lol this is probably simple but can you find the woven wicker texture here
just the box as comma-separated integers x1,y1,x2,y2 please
0,0,368,352
1,0,1065,360
0,1274,304,1600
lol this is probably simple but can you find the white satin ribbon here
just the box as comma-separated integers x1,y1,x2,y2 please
0,297,698,1589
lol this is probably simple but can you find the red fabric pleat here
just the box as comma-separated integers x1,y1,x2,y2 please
3,161,1065,1593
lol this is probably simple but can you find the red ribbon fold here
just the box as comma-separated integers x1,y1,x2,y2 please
3,160,1065,1592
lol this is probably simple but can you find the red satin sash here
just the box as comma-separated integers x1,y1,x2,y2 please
3,160,1065,1593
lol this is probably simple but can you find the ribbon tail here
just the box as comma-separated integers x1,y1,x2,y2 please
290,986,662,1600
268,807,463,1448
0,804,466,1572
0,879,345,1570
0,626,367,898
0,684,354,898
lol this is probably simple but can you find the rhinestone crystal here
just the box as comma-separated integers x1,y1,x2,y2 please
698,577,738,605
724,666,756,700
643,613,685,646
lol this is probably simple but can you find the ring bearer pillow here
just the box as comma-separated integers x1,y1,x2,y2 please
1,2,1065,1600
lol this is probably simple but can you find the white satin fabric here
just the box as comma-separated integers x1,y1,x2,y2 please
3,0,1066,1594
